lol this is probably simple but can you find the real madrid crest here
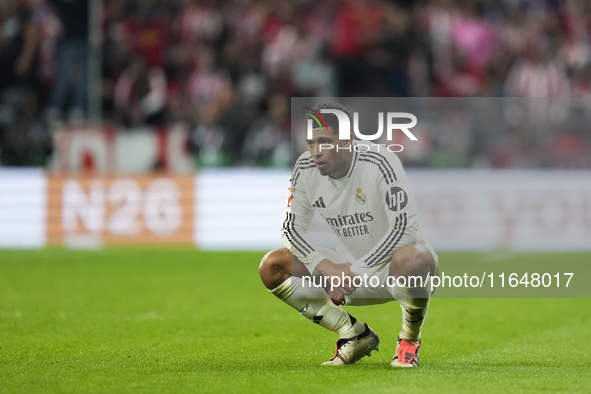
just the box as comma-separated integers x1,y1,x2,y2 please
355,187,367,205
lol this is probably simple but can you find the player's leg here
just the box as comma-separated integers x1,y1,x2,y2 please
259,248,366,338
388,244,437,367
259,249,378,365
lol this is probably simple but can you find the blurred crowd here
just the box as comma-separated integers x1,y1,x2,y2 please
1,0,591,168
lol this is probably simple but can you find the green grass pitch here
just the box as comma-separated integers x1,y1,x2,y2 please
0,249,590,393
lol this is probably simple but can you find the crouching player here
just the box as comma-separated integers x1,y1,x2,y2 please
259,102,438,367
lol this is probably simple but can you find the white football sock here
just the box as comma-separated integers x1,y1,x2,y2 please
390,277,432,342
270,277,365,339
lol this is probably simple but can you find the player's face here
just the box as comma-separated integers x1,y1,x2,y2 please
306,127,352,178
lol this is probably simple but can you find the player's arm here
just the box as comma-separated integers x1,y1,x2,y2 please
351,153,419,277
280,183,357,295
280,183,327,275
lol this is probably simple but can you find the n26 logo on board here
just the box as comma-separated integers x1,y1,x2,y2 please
47,176,194,245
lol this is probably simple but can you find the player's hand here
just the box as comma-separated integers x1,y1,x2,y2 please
329,288,347,306
316,259,358,294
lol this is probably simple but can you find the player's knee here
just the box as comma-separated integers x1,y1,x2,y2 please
258,250,275,277
391,244,436,280
413,254,437,280
259,249,290,289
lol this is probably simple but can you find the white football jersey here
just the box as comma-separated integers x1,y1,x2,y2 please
282,143,437,277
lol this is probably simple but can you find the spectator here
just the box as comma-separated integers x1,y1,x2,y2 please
188,82,256,168
215,84,256,165
450,2,496,77
186,49,231,114
421,0,458,95
242,93,290,166
113,54,167,127
177,0,225,49
189,99,227,167
331,0,384,96
0,0,39,92
571,63,591,97
505,40,570,97
504,35,570,145
46,0,89,123
122,0,170,68
31,0,61,88
291,42,336,97
0,88,52,166
367,3,416,96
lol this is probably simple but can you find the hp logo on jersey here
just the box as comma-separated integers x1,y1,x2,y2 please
386,187,408,212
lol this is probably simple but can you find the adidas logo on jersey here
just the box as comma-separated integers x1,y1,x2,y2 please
313,197,326,208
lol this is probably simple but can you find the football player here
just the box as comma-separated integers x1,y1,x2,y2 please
259,102,438,367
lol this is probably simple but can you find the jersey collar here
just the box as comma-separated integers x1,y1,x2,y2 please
328,142,358,183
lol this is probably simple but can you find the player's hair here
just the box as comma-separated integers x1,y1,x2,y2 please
306,102,352,135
